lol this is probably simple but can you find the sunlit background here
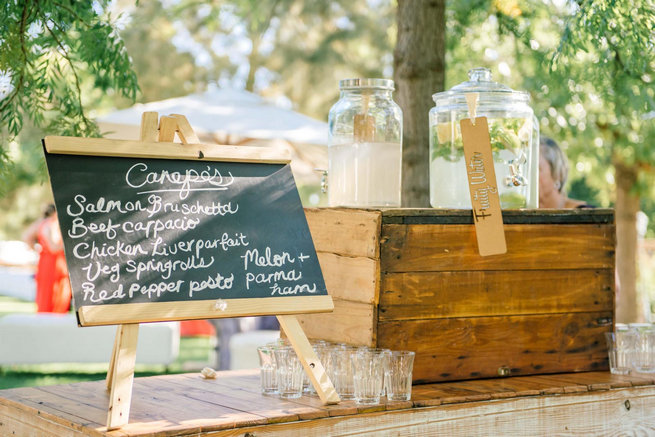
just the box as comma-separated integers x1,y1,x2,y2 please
0,0,654,386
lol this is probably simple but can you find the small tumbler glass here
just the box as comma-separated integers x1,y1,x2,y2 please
304,340,330,395
605,330,637,375
633,324,655,373
352,348,386,405
273,346,304,399
257,345,277,395
385,350,415,401
331,345,358,400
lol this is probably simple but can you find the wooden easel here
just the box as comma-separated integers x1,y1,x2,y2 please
103,112,339,430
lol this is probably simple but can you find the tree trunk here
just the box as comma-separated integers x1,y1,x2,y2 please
393,0,446,207
615,161,643,323
245,36,261,92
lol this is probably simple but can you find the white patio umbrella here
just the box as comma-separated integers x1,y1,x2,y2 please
97,87,328,187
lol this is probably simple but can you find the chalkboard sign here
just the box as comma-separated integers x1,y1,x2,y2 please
43,136,332,326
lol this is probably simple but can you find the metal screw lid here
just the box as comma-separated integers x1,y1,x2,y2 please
339,78,395,90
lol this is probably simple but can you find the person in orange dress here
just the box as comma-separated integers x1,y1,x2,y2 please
23,204,72,313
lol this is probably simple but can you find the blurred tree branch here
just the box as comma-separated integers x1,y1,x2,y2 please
0,0,139,180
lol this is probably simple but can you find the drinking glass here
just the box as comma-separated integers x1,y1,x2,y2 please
633,324,655,373
273,346,304,399
605,330,637,375
257,345,277,394
331,345,358,400
352,348,386,405
304,340,329,394
385,350,415,401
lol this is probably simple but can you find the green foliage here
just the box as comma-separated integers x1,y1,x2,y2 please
431,117,529,162
117,1,216,103
552,0,655,157
171,0,395,119
0,0,139,179
568,176,601,206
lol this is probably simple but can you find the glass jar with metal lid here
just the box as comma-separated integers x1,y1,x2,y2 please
328,78,403,207
429,67,539,209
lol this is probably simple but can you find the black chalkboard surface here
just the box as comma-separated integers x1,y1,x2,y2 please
43,137,332,326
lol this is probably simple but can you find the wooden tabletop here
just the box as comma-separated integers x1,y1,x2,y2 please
1,370,655,436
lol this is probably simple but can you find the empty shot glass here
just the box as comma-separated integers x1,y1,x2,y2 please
605,330,637,375
352,348,386,405
385,350,415,401
273,346,304,399
257,345,277,395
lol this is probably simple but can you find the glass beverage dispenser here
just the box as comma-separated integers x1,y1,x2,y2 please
328,78,403,207
429,68,539,209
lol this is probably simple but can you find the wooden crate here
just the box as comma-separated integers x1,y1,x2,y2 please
298,208,615,383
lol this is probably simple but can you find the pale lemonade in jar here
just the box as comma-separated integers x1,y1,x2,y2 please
328,78,403,207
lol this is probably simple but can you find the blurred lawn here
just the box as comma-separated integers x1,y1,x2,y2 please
0,296,216,390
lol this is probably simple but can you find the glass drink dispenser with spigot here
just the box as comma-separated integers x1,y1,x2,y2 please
429,68,539,209
328,78,403,207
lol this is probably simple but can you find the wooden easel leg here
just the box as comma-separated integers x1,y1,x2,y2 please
106,325,121,391
276,315,340,405
106,323,139,430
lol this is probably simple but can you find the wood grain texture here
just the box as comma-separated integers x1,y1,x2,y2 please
294,298,376,346
0,390,110,437
157,116,177,142
106,324,139,430
139,112,159,143
317,251,379,304
379,207,615,225
106,325,121,390
379,269,614,320
170,114,200,144
78,295,334,326
305,208,381,259
377,312,611,383
2,371,655,436
43,136,291,163
380,223,615,272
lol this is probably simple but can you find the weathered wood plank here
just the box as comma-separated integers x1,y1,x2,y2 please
305,208,381,259
317,252,379,304
380,223,615,272
529,372,640,391
0,391,112,437
208,386,655,437
133,375,275,428
380,269,614,320
107,323,138,430
34,377,230,436
377,312,611,383
295,298,376,346
3,371,655,436
44,136,291,163
379,207,614,225
168,374,328,421
177,371,361,419
78,295,335,326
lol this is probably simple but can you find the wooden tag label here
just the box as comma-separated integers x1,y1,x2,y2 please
460,117,507,256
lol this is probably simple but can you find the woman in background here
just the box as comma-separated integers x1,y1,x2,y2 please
538,137,592,209
23,204,71,312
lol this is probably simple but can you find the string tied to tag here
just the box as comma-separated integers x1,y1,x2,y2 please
465,92,479,124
